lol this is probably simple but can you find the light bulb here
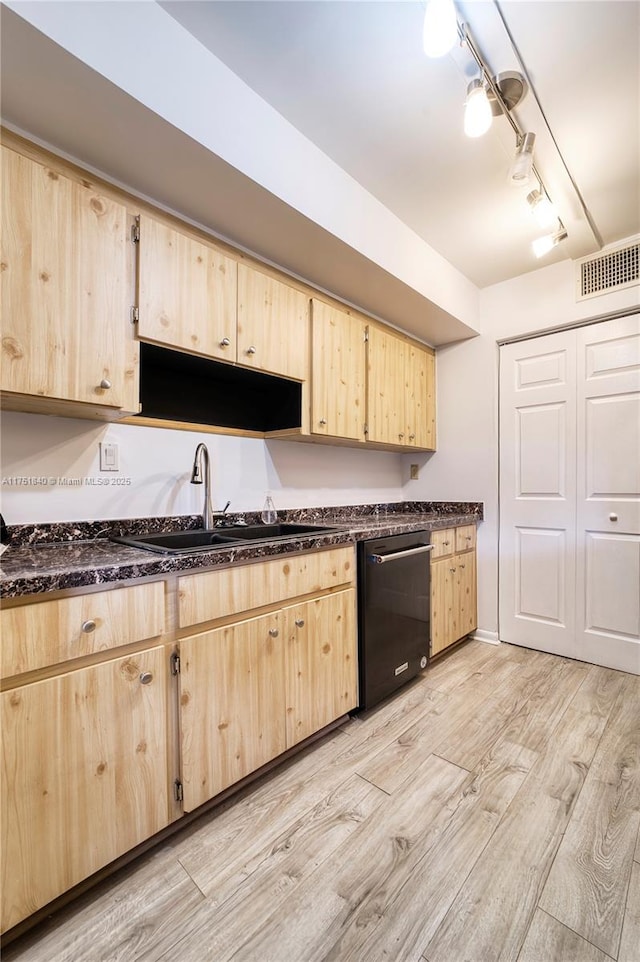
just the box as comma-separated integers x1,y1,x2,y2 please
423,0,458,58
464,80,492,138
508,132,536,187
527,189,558,230
532,228,568,259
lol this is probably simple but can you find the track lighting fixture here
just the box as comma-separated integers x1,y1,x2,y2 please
527,189,558,230
421,9,568,258
508,133,536,187
532,228,568,259
423,0,458,58
463,79,492,138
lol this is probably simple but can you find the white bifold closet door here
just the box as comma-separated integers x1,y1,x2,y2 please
499,315,640,674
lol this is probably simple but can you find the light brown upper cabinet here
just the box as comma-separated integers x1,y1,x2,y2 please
137,213,238,363
137,216,309,382
367,326,435,449
237,264,309,381
0,145,138,414
405,341,436,449
311,298,367,441
366,325,407,445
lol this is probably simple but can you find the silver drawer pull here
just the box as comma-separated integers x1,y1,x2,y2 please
368,544,433,564
450,567,457,573
295,618,305,628
443,540,450,546
81,620,96,633
246,345,257,355
219,337,231,347
99,379,112,390
609,513,618,522
139,672,153,685
319,418,327,426
269,628,279,638
459,563,466,569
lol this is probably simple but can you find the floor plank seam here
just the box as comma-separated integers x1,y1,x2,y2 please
536,906,618,961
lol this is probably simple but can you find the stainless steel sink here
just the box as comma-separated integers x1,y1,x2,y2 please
111,523,336,554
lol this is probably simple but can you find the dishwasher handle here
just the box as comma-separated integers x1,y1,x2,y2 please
368,544,434,564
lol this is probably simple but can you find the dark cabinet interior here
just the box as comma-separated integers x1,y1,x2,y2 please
137,342,302,432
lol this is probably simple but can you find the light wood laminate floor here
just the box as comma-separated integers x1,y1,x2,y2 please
5,640,640,962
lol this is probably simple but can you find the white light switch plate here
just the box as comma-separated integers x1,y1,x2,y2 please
100,441,119,472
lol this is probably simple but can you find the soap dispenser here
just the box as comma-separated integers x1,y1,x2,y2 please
261,493,277,524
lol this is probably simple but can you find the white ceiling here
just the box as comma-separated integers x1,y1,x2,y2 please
160,0,640,288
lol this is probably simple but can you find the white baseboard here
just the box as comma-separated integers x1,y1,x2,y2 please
471,628,501,646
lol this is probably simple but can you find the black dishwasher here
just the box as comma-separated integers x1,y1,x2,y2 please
357,531,432,710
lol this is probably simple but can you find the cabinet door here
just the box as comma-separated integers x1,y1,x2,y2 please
406,343,436,449
1,647,169,933
366,326,406,445
179,612,286,811
311,298,366,440
1,146,135,410
456,550,477,637
237,264,309,380
137,213,237,362
283,588,357,747
430,556,457,656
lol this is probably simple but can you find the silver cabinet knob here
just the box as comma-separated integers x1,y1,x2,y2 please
246,345,256,355
99,379,112,390
81,620,96,633
443,541,450,546
219,337,231,348
466,535,472,541
319,418,327,426
459,563,466,569
139,671,153,685
609,513,618,521
399,433,405,440
295,618,305,628
450,567,456,573
269,628,279,638
409,434,415,441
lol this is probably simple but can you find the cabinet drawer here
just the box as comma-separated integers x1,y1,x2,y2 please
430,528,456,559
178,547,355,628
456,525,477,552
1,581,165,679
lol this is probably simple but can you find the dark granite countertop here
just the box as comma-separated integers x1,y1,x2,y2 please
0,502,482,600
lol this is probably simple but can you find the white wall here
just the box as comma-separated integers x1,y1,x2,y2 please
404,256,640,639
0,413,405,525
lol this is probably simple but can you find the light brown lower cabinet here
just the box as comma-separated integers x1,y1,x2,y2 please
179,587,357,812
1,647,169,933
1,546,357,934
430,526,478,657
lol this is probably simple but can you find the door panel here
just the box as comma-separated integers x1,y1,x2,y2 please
515,527,568,628
516,402,567,498
584,533,640,639
576,317,640,672
499,331,577,655
500,315,640,673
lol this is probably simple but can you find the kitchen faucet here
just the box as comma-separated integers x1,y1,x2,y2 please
190,443,215,530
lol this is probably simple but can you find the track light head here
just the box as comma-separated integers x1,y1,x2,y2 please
532,228,568,258
508,132,536,187
527,189,558,230
423,0,458,58
464,79,492,138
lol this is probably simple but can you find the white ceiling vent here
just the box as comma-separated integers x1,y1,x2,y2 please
576,241,639,301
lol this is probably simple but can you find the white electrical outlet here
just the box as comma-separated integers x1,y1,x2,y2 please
100,441,119,472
